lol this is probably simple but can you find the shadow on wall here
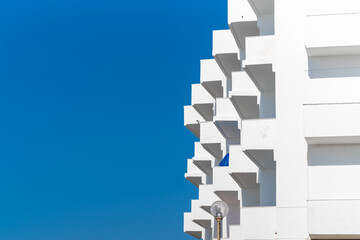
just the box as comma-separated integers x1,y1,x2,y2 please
307,55,360,79
308,144,360,166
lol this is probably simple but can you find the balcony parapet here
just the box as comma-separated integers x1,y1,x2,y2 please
240,206,277,239
305,4,360,57
308,199,360,239
304,103,360,144
213,30,241,79
243,35,275,92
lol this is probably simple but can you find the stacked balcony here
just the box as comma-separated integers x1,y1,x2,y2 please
229,71,260,119
185,159,207,188
200,59,226,98
228,0,259,51
213,30,241,80
305,0,360,57
184,0,278,239
303,3,360,237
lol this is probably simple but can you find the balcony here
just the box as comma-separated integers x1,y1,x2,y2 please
241,119,275,169
190,200,212,230
184,105,205,138
198,184,221,213
200,59,226,98
229,71,260,119
200,122,226,159
306,9,360,56
228,146,259,188
308,200,360,239
228,0,259,50
192,142,215,176
183,212,203,239
240,206,276,239
304,103,360,144
243,35,275,92
191,84,214,121
213,30,241,79
213,98,241,141
213,166,241,204
185,159,206,187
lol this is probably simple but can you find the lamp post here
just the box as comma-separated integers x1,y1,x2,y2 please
210,201,229,240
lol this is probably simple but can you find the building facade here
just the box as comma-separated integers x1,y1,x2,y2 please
184,0,360,239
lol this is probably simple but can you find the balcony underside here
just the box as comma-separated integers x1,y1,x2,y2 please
185,124,200,138
193,219,211,230
193,158,212,175
230,20,259,50
244,149,275,169
230,94,259,119
214,120,240,140
202,80,223,98
215,53,241,79
244,63,275,92
185,230,201,239
230,172,259,188
201,142,222,159
185,173,202,187
193,103,213,121
214,190,239,204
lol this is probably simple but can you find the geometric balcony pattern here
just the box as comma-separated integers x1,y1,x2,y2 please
185,0,360,239
184,0,276,239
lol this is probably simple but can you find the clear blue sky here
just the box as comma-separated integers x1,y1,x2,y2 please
0,1,228,239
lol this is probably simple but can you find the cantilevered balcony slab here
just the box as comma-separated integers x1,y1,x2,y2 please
213,166,241,204
230,71,260,119
184,105,205,138
213,98,241,141
308,200,360,239
304,103,360,144
191,84,214,121
200,122,226,159
228,0,259,50
190,200,212,230
306,13,360,57
213,30,241,79
241,119,275,169
228,145,259,189
200,59,226,98
192,142,215,175
240,206,276,239
243,35,275,92
185,159,206,187
198,184,221,213
184,212,203,239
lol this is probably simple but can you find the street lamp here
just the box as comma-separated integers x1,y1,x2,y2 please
210,201,229,240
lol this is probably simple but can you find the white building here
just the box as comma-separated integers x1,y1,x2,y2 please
184,0,360,239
